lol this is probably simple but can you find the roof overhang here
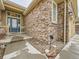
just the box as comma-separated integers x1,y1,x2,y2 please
4,3,24,13
23,0,64,15
3,0,33,14
3,0,25,13
0,0,5,10
23,0,41,15
4,0,26,10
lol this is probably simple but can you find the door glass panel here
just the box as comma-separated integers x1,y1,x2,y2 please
12,19,17,28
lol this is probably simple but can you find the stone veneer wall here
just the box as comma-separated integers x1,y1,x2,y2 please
24,0,58,42
57,2,64,41
24,0,66,42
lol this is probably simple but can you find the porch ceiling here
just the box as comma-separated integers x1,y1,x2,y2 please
0,0,5,10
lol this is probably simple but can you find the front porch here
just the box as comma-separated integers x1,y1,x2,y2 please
0,0,78,59
0,10,25,34
0,33,64,59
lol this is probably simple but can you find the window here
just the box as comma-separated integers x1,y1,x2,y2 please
52,1,57,23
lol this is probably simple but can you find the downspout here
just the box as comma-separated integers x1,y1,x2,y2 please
0,10,1,20
64,0,67,44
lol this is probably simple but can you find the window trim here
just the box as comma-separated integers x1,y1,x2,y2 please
51,0,58,24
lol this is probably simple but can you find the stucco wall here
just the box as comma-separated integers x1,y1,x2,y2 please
24,0,58,41
67,1,76,40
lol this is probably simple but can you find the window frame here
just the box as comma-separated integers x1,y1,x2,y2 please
51,0,58,24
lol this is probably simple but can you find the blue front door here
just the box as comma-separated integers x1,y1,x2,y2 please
8,18,20,32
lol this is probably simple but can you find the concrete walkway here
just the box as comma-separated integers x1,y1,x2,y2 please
3,41,47,59
55,34,79,59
